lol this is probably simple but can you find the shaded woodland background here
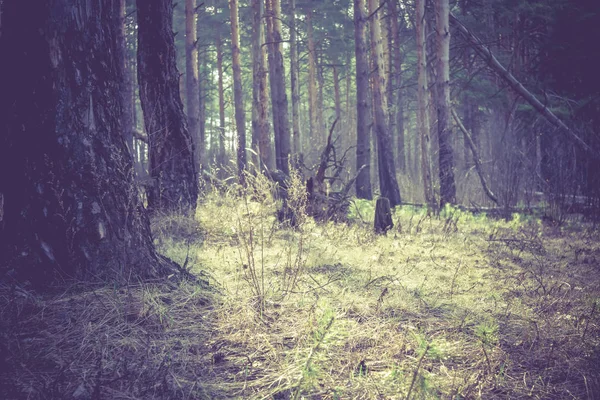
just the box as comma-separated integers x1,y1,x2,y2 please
128,0,600,212
1,0,600,289
1,1,600,399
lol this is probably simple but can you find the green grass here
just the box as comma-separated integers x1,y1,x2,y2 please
1,181,599,399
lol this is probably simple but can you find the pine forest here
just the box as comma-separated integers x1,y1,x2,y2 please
1,0,599,398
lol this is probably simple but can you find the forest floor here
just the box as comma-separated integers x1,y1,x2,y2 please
2,181,600,399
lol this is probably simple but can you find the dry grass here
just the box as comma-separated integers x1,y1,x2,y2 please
1,183,599,399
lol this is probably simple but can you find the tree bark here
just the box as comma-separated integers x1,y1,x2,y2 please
288,0,302,158
354,0,372,199
306,7,321,145
119,0,135,157
186,0,202,172
416,0,434,206
374,197,394,234
136,0,198,213
229,0,246,183
389,0,405,172
215,30,226,167
251,0,273,171
198,34,207,169
436,0,456,207
368,0,401,207
0,0,177,287
265,0,291,175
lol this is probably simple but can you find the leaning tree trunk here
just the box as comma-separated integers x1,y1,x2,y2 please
368,0,402,207
0,0,176,287
186,0,202,172
229,0,247,184
435,0,456,207
265,0,291,175
137,0,198,213
354,0,372,199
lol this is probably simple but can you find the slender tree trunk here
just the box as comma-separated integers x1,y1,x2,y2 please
265,0,291,175
137,0,198,213
436,0,456,206
0,0,176,286
289,0,302,158
186,0,201,172
216,31,226,167
251,0,272,171
368,0,401,206
119,0,135,157
333,66,342,121
354,0,372,199
198,44,207,169
416,0,434,206
229,0,246,183
306,7,321,145
389,0,405,172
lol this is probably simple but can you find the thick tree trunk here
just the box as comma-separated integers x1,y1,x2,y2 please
0,0,176,287
354,0,372,199
368,0,401,207
374,197,394,234
288,0,302,158
136,0,198,213
416,0,434,206
251,0,272,171
436,0,456,207
229,0,247,183
186,0,202,172
265,0,291,175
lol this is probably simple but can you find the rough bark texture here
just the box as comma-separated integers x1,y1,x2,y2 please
368,0,401,207
265,0,291,175
251,0,273,170
435,0,456,207
374,197,394,234
354,0,372,199
0,0,175,287
416,0,434,206
288,0,302,157
136,0,198,213
186,0,202,172
229,0,247,183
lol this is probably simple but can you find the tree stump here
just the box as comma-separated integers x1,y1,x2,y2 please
374,197,394,234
